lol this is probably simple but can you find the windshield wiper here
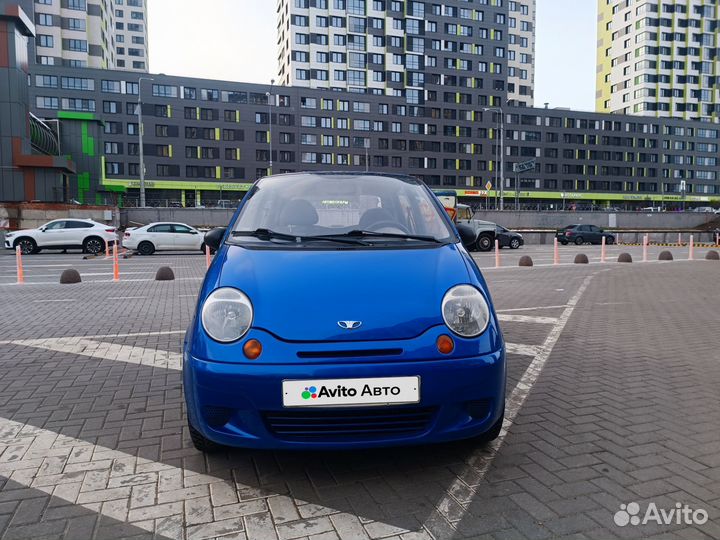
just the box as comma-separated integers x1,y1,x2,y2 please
319,230,443,243
231,228,369,246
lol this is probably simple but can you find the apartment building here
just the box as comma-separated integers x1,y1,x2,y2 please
276,0,530,110
597,0,720,122
112,0,148,72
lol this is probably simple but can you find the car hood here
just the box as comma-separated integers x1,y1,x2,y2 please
208,243,472,342
4,228,37,237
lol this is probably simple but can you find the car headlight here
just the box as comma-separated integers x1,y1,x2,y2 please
201,287,253,342
442,285,490,338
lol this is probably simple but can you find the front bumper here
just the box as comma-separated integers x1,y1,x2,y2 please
184,343,505,450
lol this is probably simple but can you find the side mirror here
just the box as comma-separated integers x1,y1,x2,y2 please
456,224,476,249
204,227,227,251
39,227,46,232
190,230,199,234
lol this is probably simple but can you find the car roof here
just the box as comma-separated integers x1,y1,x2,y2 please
255,171,424,186
145,222,193,227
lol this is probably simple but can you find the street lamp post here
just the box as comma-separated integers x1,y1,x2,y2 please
137,76,154,208
483,106,504,210
265,79,275,175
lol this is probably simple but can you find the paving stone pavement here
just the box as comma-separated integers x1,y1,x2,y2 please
0,251,718,539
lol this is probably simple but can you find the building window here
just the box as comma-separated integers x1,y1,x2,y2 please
152,84,178,98
66,39,88,52
36,34,54,47
35,96,59,109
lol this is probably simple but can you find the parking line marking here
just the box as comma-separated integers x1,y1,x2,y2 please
504,343,540,356
496,305,568,313
31,299,76,303
497,314,559,324
106,296,149,300
427,271,599,530
10,338,182,370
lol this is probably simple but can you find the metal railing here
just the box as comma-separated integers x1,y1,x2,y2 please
29,113,60,156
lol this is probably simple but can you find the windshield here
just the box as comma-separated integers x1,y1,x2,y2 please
231,174,455,246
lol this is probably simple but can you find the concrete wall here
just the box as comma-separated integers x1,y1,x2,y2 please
122,208,235,229
0,203,118,230
521,230,719,245
472,211,717,230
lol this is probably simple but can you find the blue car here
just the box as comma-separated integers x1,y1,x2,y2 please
183,172,506,451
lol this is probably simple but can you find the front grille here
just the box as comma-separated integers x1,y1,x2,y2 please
296,348,403,359
263,406,436,441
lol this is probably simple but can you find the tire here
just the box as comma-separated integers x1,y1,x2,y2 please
606,236,615,245
560,240,568,246
188,420,222,453
574,236,584,245
137,241,155,256
475,234,494,252
477,410,504,444
509,238,521,249
83,236,105,255
14,237,37,255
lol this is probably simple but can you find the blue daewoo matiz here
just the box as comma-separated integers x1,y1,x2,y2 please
183,172,506,451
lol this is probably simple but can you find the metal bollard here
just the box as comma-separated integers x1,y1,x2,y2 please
689,235,694,261
495,239,500,268
553,238,559,265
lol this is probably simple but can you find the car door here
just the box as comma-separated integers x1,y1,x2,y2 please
147,224,175,250
496,226,510,247
39,220,68,247
172,224,201,250
64,220,93,247
588,225,602,243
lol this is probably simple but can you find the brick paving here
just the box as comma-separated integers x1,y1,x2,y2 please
0,251,717,539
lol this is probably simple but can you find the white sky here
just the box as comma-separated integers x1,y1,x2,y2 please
147,0,596,110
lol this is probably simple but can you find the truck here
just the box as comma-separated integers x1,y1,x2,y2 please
455,203,499,251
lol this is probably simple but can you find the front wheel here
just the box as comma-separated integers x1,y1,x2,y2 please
574,236,584,246
14,238,37,255
137,241,155,256
188,420,222,453
606,236,615,245
509,238,521,249
560,240,568,246
475,234,494,252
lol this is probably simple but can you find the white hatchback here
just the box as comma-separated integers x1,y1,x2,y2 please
122,222,207,255
4,219,117,255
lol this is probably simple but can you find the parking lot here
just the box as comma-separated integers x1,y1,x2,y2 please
0,248,718,539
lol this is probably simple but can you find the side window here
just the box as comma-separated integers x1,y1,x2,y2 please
579,225,590,231
66,221,93,229
173,225,193,234
44,221,66,230
148,224,173,233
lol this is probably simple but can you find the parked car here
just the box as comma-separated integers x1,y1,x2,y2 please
123,222,208,255
3,219,117,255
640,206,664,212
556,224,615,245
495,225,524,249
183,172,506,451
690,206,717,213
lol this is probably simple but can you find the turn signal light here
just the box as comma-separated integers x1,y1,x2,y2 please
437,334,455,355
243,339,262,360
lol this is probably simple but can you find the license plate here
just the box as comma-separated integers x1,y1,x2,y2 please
282,376,420,407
